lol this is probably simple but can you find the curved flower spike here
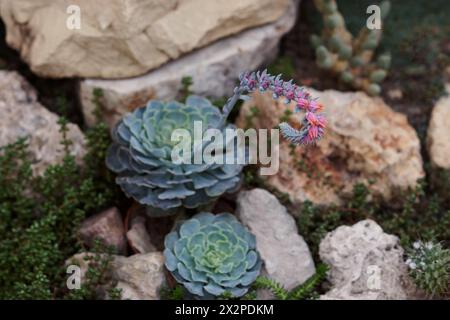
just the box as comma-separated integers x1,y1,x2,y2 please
223,70,327,145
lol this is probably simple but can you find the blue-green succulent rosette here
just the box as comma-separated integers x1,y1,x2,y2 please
106,96,244,213
164,212,262,299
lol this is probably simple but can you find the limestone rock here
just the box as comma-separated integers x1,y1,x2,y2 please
112,252,166,300
236,89,424,205
0,71,85,176
236,188,316,292
1,0,289,79
79,207,127,255
79,0,298,127
427,84,450,169
319,220,418,300
67,252,166,300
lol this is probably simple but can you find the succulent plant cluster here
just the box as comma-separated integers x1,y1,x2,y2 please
106,96,243,213
104,71,325,297
406,241,450,297
164,212,261,298
311,0,391,95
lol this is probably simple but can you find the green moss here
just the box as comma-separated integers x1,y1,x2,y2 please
92,88,105,123
396,26,449,104
0,120,123,299
160,285,185,300
251,264,328,300
65,240,122,300
296,179,450,261
279,109,293,123
180,76,193,102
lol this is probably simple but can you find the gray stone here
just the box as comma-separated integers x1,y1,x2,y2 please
236,188,316,293
319,219,419,300
67,252,166,300
79,207,127,255
79,0,299,127
127,216,157,254
0,71,85,176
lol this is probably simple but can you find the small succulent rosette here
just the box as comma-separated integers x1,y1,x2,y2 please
106,96,244,214
164,212,262,299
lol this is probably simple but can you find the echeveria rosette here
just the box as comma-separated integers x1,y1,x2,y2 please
106,96,243,213
164,212,262,299
235,70,326,145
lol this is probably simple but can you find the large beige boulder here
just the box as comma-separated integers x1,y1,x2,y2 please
0,0,289,79
427,84,450,170
236,89,424,205
79,0,298,127
0,71,85,176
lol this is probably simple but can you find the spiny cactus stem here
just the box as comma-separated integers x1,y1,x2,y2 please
311,0,390,96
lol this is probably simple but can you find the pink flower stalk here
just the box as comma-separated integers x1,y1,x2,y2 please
296,97,309,108
271,75,284,99
283,82,297,103
220,70,326,145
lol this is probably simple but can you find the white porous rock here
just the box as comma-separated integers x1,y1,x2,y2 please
319,220,419,300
